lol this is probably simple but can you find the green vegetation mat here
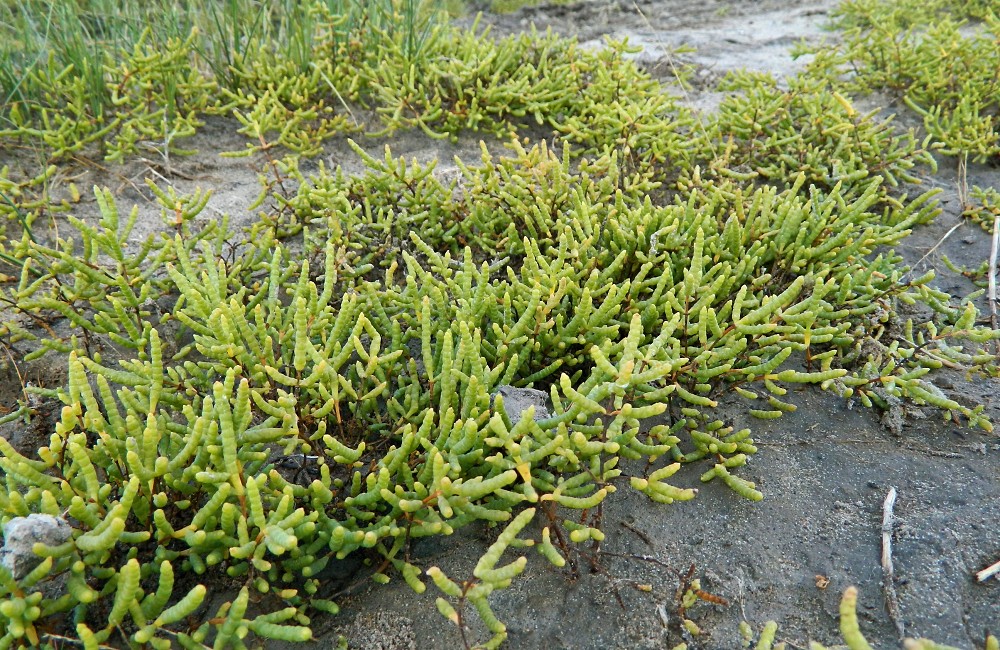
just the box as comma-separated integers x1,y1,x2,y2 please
0,0,998,648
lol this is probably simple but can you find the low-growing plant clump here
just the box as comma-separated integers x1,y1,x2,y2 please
800,0,1000,231
0,0,997,648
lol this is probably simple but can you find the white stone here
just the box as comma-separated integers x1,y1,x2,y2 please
1,514,72,579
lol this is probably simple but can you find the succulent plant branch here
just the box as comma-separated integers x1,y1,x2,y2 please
0,0,997,648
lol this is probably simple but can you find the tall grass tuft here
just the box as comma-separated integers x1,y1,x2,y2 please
0,0,453,126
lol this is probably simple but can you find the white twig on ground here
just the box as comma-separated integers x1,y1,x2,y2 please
909,222,962,275
656,602,670,627
989,215,999,333
957,153,969,210
977,558,1000,582
881,487,905,640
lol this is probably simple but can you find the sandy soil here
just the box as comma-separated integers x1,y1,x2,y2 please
1,0,998,648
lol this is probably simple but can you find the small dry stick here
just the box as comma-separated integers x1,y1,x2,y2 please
989,214,1000,334
977,558,1000,582
882,487,905,640
909,221,963,274
620,520,654,547
958,153,970,210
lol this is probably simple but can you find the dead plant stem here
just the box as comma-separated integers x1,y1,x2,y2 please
881,487,904,640
977,557,1000,582
910,221,962,274
989,214,999,335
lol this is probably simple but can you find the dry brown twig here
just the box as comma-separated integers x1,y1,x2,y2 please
619,520,653,547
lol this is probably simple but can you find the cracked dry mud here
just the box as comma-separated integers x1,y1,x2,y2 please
1,0,997,648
